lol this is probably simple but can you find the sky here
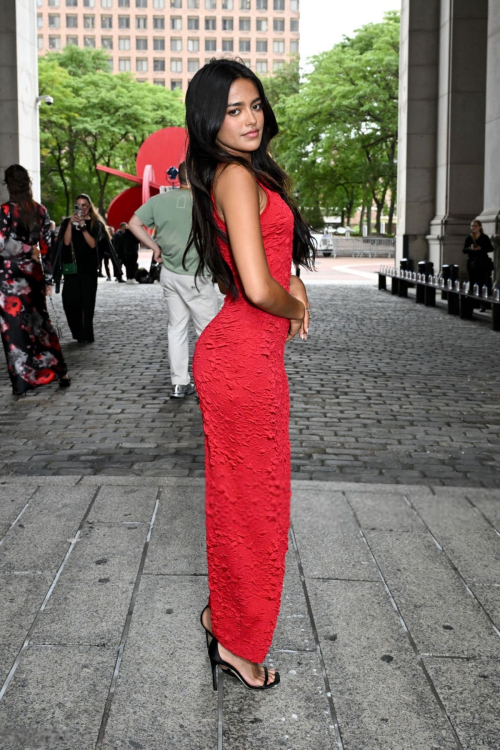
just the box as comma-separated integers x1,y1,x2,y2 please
300,0,402,68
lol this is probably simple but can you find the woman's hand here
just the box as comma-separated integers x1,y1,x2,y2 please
287,275,309,343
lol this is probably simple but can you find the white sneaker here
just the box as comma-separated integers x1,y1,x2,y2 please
170,383,196,399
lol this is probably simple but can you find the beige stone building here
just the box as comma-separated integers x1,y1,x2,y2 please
35,0,300,90
397,0,500,273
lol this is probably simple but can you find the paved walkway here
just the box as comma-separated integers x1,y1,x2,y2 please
1,475,499,749
1,281,499,486
1,280,500,749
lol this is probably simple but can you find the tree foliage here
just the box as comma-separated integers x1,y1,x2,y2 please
38,47,185,221
264,12,400,232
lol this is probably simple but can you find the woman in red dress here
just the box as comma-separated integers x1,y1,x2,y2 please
0,165,70,395
185,59,314,691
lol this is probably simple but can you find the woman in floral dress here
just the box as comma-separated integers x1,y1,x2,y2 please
0,164,70,395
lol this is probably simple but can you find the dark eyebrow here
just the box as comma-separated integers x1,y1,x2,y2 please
227,96,262,108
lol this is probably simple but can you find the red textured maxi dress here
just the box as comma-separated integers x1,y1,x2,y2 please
193,183,293,663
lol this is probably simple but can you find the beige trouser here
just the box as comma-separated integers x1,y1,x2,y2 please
160,266,219,385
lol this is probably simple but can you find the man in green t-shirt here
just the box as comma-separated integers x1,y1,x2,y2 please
129,162,218,398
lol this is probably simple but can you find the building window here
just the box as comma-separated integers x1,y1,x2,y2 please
66,0,77,6
48,14,61,27
290,40,299,53
136,16,147,27
222,0,233,7
222,39,233,51
154,58,166,70
154,79,165,85
239,39,250,52
205,0,216,7
171,16,182,29
290,19,298,32
84,35,96,46
205,17,216,30
256,60,268,73
118,36,130,48
273,59,284,72
256,18,267,31
205,38,216,51
67,35,79,44
171,80,182,90
187,37,199,51
273,0,283,8
242,58,251,66
136,58,148,71
37,14,43,27
153,16,164,28
222,18,233,31
107,58,113,69
188,17,199,29
170,0,181,5
256,0,266,7
118,15,130,26
187,0,199,6
119,57,131,70
290,0,299,9
101,15,112,27
188,58,200,72
256,40,267,52
102,36,113,47
101,0,112,6
273,19,284,32
171,38,182,50
273,40,284,53
136,37,147,49
239,18,250,31
83,14,94,25
136,0,147,5
153,37,165,49
48,35,61,48
37,35,44,48
153,0,164,6
66,14,78,27
117,0,129,5
239,0,250,8
48,0,60,5
171,58,182,72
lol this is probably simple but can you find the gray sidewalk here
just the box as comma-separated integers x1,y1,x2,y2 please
0,475,499,749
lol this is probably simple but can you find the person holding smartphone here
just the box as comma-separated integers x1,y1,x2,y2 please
53,194,119,343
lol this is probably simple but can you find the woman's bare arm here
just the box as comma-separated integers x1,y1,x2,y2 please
214,165,304,321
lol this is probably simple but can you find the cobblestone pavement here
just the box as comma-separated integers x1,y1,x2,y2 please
1,476,499,750
1,280,500,486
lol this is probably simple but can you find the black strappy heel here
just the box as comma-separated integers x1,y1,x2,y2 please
200,605,212,649
208,637,280,692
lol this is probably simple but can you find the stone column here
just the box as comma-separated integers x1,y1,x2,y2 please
396,0,440,267
478,0,500,253
427,0,489,273
0,0,41,203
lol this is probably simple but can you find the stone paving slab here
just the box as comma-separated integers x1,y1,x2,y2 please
308,580,457,750
423,658,500,750
0,478,499,749
0,485,37,527
1,283,500,486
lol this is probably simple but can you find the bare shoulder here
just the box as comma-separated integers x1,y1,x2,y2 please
214,163,259,201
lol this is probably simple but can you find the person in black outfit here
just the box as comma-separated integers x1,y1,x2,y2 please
463,219,495,311
53,194,122,343
121,223,140,283
112,223,126,276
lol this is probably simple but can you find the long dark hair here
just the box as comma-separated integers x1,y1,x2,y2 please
3,164,38,230
185,58,315,297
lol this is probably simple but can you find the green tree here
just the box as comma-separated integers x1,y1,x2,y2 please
38,47,185,221
269,12,399,233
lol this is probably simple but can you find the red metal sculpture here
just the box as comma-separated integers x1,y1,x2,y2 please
97,126,187,228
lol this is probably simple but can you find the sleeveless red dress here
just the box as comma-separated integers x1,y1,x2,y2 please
193,183,293,663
